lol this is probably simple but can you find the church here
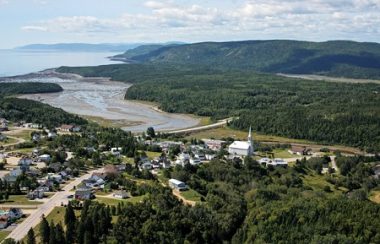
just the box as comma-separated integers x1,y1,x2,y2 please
228,127,254,157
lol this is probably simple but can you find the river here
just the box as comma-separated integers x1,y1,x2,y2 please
15,72,199,132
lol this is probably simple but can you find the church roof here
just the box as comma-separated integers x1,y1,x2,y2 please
229,141,251,150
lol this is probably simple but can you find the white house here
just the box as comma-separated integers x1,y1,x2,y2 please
190,157,201,165
169,179,187,191
113,190,129,199
228,127,254,157
38,154,51,162
176,153,191,166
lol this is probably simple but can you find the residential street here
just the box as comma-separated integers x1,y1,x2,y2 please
6,168,103,242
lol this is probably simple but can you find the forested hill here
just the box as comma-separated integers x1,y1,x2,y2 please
0,82,87,128
115,40,380,79
0,82,63,95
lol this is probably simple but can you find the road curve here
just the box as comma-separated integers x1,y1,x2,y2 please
6,168,103,242
165,118,232,135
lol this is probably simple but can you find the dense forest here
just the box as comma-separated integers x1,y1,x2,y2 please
113,40,380,79
0,82,86,128
0,98,87,128
0,82,63,95
124,71,380,152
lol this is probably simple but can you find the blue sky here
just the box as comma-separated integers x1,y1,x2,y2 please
0,0,379,48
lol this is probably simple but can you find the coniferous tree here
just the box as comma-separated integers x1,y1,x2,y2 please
65,203,76,243
40,216,50,244
26,228,36,244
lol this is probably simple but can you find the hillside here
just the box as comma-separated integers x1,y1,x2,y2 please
16,43,142,52
115,40,380,79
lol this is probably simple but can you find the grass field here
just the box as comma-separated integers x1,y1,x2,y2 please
0,231,11,242
369,191,380,204
95,195,147,206
302,172,346,195
181,189,203,202
0,137,17,146
186,127,315,144
6,129,34,141
0,195,43,205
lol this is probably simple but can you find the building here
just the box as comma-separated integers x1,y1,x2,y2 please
38,154,51,163
0,118,8,132
175,153,191,166
228,127,254,157
169,179,188,191
259,158,288,167
202,139,226,151
59,124,81,132
113,190,129,199
288,146,312,156
27,189,45,200
75,187,93,200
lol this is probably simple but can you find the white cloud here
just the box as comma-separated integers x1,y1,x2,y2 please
19,0,380,42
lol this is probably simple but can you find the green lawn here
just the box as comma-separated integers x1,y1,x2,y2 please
181,189,203,202
95,195,147,206
0,195,43,205
302,172,346,196
0,231,11,242
0,137,17,146
370,191,380,204
186,127,316,144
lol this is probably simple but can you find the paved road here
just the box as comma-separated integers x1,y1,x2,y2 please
166,118,232,134
6,168,103,242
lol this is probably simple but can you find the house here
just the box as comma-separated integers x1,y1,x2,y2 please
75,187,93,200
38,154,51,163
288,146,312,156
47,173,63,183
37,185,50,192
190,157,201,165
0,216,9,229
228,127,254,157
47,131,57,139
32,134,41,142
156,141,184,153
169,179,188,191
140,162,152,170
27,188,45,200
4,175,17,184
7,208,23,220
205,154,216,161
49,162,62,172
176,153,191,166
24,123,41,129
113,190,129,199
116,164,127,172
268,158,288,167
0,118,8,132
0,133,7,141
202,139,226,151
110,147,122,156
9,167,23,177
18,158,32,167
59,124,81,132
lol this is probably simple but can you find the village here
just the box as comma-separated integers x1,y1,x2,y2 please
0,117,379,241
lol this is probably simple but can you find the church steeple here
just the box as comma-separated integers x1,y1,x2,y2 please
248,126,254,155
248,126,252,144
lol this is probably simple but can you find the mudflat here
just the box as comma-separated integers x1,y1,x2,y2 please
18,72,199,132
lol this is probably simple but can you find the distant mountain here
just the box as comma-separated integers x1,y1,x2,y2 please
16,43,142,52
115,40,380,79
16,42,186,53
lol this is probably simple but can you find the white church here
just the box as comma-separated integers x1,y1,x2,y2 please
228,127,254,157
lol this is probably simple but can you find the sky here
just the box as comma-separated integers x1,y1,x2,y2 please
0,0,379,48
